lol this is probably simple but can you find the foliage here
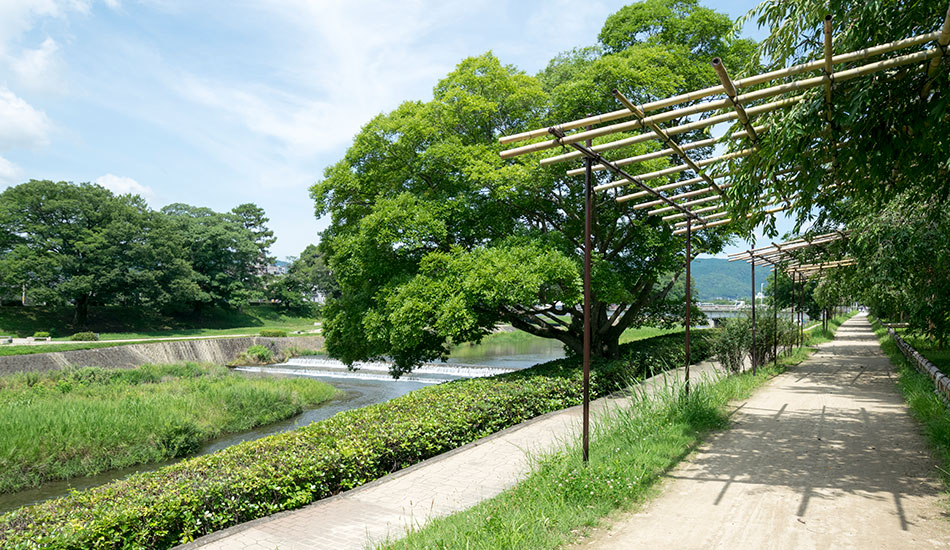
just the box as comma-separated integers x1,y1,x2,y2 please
0,363,337,494
728,0,950,233
0,181,199,326
236,344,276,364
31,332,49,338
68,331,98,341
313,3,752,375
850,194,950,348
713,312,797,373
258,329,288,338
0,333,713,549
0,181,276,327
267,245,336,314
160,203,272,313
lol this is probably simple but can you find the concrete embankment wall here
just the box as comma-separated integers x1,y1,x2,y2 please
0,336,325,375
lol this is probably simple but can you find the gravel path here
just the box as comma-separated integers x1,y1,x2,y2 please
580,313,950,550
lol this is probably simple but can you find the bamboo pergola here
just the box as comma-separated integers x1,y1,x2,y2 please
497,5,950,462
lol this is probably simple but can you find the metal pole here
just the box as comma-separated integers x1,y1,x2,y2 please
798,273,804,346
582,130,592,464
751,253,757,375
685,218,691,396
773,266,778,366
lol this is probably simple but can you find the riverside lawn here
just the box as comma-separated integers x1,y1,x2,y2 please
0,363,338,494
0,331,714,549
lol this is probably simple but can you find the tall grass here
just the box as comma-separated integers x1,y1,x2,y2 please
0,364,337,493
871,319,950,489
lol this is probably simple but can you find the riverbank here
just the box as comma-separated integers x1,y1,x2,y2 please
0,363,338,495
0,335,324,375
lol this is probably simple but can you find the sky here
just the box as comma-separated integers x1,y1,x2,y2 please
0,0,791,260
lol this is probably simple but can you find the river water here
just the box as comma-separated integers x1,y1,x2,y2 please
0,333,564,514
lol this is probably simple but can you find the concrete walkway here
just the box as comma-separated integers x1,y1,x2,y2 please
180,359,725,550
580,313,950,549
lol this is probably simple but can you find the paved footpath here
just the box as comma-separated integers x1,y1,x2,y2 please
580,313,950,550
181,357,724,550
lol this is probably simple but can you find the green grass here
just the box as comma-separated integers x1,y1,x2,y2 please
0,304,317,340
0,341,140,356
872,319,950,490
379,320,843,549
619,325,682,344
894,333,950,372
803,311,858,346
0,363,338,494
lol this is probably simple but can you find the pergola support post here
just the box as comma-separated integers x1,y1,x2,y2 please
751,252,757,375
582,132,592,464
773,266,778,366
685,218,691,396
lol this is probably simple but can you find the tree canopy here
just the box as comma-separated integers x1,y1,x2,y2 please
312,1,755,376
0,180,275,326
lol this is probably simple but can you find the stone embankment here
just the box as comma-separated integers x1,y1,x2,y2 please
0,336,324,375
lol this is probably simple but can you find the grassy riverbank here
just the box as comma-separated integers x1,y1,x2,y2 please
0,364,338,493
0,304,317,340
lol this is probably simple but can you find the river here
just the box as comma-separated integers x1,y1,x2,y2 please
0,333,565,514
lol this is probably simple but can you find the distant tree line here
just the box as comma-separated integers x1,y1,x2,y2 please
0,179,323,326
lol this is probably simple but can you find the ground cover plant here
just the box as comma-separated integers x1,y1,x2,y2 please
0,342,139,357
379,320,848,549
0,331,714,549
0,363,337,494
872,319,950,488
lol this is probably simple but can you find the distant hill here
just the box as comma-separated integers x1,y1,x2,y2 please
691,258,772,300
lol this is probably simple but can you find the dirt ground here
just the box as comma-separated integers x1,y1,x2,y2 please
579,314,950,550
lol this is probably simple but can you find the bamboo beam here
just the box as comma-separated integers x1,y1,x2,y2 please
611,89,725,197
539,95,801,166
921,5,950,98
505,45,940,163
627,183,732,208
563,127,764,176
712,58,757,141
596,148,753,192
498,30,940,147
662,203,724,221
735,46,941,106
671,201,793,236
548,127,708,224
648,193,722,214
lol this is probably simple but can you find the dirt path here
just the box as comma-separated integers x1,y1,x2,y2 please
581,313,950,550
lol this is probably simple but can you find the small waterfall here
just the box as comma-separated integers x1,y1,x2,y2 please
238,356,517,384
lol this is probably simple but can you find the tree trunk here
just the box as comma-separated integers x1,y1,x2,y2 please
74,295,89,328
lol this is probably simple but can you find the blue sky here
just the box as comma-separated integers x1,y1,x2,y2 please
0,0,792,260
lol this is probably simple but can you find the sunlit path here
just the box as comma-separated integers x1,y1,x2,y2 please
581,313,950,549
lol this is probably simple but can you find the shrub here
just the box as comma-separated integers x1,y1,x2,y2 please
714,313,797,373
32,331,50,338
258,329,288,338
69,331,98,341
0,332,711,549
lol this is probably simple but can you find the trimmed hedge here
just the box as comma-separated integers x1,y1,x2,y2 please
0,331,714,549
258,329,288,338
69,332,98,341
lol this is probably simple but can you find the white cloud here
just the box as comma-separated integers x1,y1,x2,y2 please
0,0,90,55
9,37,61,90
95,173,155,201
0,156,22,185
104,0,121,9
0,86,51,149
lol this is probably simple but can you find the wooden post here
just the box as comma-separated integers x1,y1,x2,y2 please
751,253,757,375
582,129,592,464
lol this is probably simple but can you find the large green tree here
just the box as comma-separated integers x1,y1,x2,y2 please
0,180,198,325
268,244,337,313
159,203,268,314
312,1,752,376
